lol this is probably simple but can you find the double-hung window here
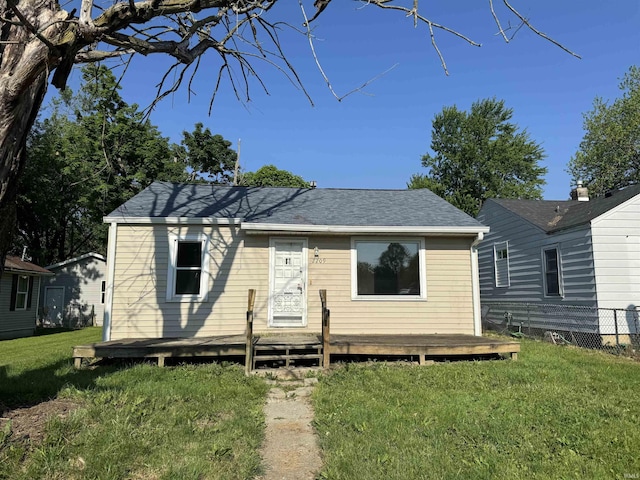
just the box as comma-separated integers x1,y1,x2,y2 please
351,238,426,300
543,246,562,297
494,241,510,287
15,275,29,309
167,235,210,302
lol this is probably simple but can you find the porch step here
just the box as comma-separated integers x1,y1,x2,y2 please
254,354,323,362
254,344,322,352
252,346,323,369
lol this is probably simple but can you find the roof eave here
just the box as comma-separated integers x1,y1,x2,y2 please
103,216,244,225
241,223,489,235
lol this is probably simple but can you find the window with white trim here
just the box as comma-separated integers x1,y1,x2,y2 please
494,241,510,287
15,275,29,310
166,235,210,302
543,247,562,297
351,238,426,299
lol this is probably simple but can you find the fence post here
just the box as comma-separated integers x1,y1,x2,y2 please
613,308,619,347
320,289,330,369
245,289,256,376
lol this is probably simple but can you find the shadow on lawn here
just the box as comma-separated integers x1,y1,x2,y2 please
0,358,123,412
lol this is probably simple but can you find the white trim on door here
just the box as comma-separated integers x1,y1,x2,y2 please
268,237,308,328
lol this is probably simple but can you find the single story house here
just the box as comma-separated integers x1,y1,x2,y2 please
102,182,489,342
42,252,107,327
477,184,640,343
1,256,53,340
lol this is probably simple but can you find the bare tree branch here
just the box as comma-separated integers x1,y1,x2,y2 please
502,0,581,59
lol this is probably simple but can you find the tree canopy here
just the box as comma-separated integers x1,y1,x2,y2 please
408,98,547,216
175,123,238,184
241,165,310,188
567,66,640,196
15,65,186,265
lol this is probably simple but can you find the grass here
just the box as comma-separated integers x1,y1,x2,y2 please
313,340,640,480
0,329,269,480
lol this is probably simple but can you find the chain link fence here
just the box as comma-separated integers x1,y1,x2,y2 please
482,302,640,355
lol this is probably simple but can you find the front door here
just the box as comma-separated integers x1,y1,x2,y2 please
44,287,65,325
270,239,307,327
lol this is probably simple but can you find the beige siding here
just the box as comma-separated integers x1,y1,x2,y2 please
0,273,39,339
305,236,474,335
110,225,475,339
111,225,269,340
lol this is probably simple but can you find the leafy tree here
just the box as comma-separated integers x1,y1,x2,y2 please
0,1,578,272
241,165,310,187
568,66,640,196
15,65,185,265
408,98,547,216
175,123,237,184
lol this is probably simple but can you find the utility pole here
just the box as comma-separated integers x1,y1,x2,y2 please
233,138,241,186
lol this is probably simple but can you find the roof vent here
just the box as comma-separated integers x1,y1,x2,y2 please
309,180,317,189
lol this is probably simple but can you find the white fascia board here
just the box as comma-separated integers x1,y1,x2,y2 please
103,216,243,225
241,223,490,235
46,252,106,270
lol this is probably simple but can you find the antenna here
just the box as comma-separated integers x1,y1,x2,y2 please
233,138,241,186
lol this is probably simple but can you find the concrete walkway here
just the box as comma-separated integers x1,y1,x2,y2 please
256,370,323,480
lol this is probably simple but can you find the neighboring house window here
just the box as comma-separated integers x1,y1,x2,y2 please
9,275,33,311
166,235,210,302
101,281,106,304
351,238,426,299
494,241,510,287
543,247,562,297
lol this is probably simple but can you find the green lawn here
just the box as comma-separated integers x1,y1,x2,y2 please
313,340,640,480
0,328,269,480
3,330,640,480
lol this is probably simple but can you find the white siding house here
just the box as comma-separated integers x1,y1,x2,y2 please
477,184,640,344
42,253,107,327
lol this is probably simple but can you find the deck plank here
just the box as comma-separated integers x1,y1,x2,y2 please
73,333,519,368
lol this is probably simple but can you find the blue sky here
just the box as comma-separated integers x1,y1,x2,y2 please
60,0,639,200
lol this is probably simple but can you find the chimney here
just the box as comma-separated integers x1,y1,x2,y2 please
570,180,589,202
576,180,589,202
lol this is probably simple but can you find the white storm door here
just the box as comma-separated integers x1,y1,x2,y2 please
269,239,307,327
44,287,65,324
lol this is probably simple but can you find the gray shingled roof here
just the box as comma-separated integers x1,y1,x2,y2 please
487,184,640,233
106,181,485,229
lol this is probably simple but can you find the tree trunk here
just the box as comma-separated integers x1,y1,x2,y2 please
0,0,73,274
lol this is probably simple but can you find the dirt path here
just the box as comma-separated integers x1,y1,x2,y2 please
256,371,322,480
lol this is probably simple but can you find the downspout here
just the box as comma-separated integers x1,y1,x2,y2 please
103,221,118,342
471,232,484,337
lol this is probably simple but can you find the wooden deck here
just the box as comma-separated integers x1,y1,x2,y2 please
73,333,520,369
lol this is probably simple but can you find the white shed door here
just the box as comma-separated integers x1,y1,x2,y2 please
44,287,65,324
270,239,307,327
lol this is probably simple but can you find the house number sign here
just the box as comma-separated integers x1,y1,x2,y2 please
312,257,326,264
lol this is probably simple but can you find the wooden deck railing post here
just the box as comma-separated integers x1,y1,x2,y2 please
245,289,256,376
320,289,330,369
